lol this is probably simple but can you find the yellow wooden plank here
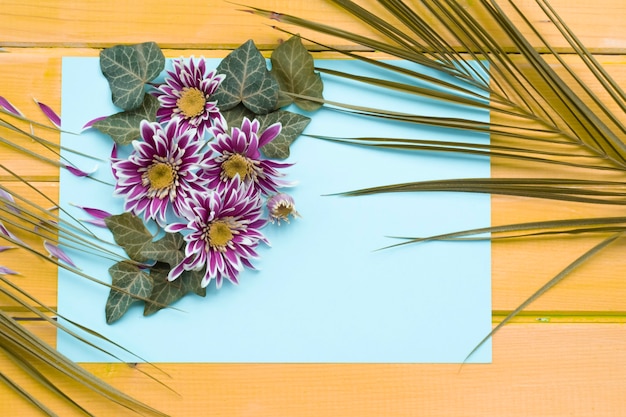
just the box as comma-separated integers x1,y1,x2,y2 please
3,323,625,416
0,182,59,308
1,0,626,52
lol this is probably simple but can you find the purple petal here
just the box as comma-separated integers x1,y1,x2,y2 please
65,164,96,177
0,96,24,117
0,189,14,203
0,189,20,214
82,115,108,131
258,122,282,147
70,204,111,227
164,223,187,233
33,98,61,128
0,246,14,252
43,241,77,268
0,266,19,275
168,260,186,281
0,220,27,247
82,218,108,228
71,204,111,220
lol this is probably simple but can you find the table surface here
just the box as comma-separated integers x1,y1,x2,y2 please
1,0,626,415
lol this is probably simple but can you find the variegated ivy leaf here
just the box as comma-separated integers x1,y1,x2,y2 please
259,110,311,159
105,213,189,270
100,42,165,110
106,261,153,324
93,94,159,145
143,263,206,316
270,35,323,112
220,103,256,131
275,90,294,109
139,232,185,268
212,39,279,114
104,213,153,262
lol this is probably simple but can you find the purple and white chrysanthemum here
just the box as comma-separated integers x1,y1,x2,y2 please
267,193,300,225
112,119,207,225
199,117,293,195
153,56,225,138
165,179,268,288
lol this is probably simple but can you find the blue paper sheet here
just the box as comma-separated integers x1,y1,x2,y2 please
58,57,491,363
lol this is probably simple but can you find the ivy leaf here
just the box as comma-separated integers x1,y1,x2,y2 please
220,103,256,130
104,212,153,262
100,42,165,110
270,36,323,112
106,261,153,324
275,90,294,109
144,264,206,316
212,40,279,114
140,232,185,268
259,110,311,159
92,94,159,145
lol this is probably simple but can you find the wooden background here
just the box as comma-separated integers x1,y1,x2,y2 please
1,0,626,415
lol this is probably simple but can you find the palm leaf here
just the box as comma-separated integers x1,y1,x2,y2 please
251,0,626,354
1,310,170,417
1,111,171,414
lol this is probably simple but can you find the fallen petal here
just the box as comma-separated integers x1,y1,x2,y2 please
0,266,18,275
0,189,20,214
82,218,108,228
82,115,108,132
70,204,111,227
0,220,27,247
43,241,77,268
33,98,61,128
65,164,97,177
0,95,24,117
110,144,119,179
71,204,111,220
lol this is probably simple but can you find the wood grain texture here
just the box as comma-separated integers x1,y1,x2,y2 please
1,0,626,52
2,1,626,416
3,323,625,416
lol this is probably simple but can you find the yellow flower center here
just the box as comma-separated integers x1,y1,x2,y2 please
208,221,234,248
273,203,294,218
176,87,206,118
222,154,251,180
146,162,175,190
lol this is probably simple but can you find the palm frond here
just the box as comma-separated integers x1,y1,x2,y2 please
252,0,626,355
463,232,623,361
1,109,171,415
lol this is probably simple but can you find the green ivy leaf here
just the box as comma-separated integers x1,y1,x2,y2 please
143,264,206,316
270,36,323,112
220,103,256,130
106,261,153,324
104,212,153,262
259,110,311,159
93,94,159,145
140,232,185,268
212,40,279,114
275,90,294,109
100,42,165,110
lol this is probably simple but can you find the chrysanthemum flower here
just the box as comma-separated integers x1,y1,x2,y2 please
153,56,225,138
112,119,206,224
200,117,293,195
165,179,268,288
267,193,300,225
